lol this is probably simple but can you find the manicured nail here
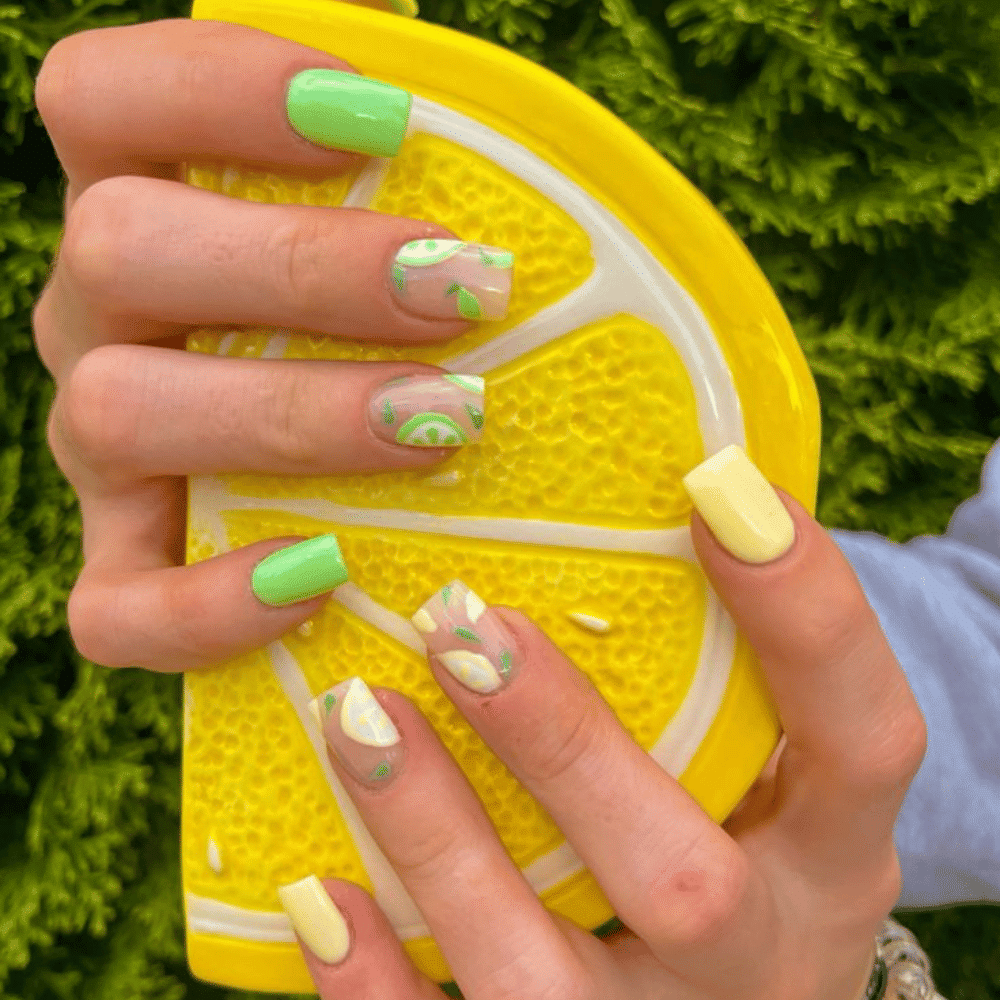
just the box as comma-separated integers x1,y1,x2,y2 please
389,239,513,321
251,534,349,607
682,445,796,564
308,677,403,789
286,69,412,158
369,373,485,448
277,874,350,964
411,579,519,694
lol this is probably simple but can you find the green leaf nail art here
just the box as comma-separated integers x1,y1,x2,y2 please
391,262,407,293
369,762,392,781
465,403,485,430
445,283,483,320
441,584,453,606
324,693,336,714
478,247,514,269
453,626,481,643
382,399,395,425
499,650,513,677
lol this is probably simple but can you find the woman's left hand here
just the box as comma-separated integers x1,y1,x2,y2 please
280,448,927,1000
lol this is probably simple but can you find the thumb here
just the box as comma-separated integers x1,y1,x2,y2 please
682,446,926,802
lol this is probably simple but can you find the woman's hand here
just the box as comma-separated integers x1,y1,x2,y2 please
31,18,507,671
283,453,926,1000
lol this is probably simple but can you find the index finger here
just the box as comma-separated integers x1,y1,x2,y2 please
34,18,402,210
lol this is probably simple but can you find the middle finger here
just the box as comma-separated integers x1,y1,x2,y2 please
53,346,484,491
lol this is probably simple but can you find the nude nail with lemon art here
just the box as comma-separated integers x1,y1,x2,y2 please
308,677,404,790
412,579,520,694
389,238,513,321
368,373,485,448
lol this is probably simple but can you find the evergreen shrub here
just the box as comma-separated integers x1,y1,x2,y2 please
2,0,999,996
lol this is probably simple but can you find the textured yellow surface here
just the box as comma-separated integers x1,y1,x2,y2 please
184,0,820,989
216,508,705,871
183,649,372,908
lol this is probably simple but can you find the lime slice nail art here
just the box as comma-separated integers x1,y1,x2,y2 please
369,374,486,449
396,412,467,447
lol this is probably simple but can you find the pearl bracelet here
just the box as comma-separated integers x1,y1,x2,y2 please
863,917,946,1000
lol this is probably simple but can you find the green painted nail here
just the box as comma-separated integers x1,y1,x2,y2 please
286,69,412,158
251,534,349,607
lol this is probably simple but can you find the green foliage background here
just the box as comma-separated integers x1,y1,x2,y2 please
2,0,1000,997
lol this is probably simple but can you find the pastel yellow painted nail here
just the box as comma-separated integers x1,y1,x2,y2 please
277,874,350,964
682,444,795,564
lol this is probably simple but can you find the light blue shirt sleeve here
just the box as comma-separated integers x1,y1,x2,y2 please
827,439,1000,909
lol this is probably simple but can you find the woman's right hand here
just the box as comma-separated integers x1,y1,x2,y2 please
31,18,510,672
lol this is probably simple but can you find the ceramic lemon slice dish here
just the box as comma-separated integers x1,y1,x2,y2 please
182,0,821,991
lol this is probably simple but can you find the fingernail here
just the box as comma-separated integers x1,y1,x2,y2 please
411,579,519,694
251,534,349,607
389,239,513,321
277,874,350,964
682,445,796,564
308,677,403,789
286,69,411,158
369,373,485,448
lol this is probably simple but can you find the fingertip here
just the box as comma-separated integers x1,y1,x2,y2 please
293,878,436,997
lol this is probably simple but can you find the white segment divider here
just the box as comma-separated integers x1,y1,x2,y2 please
187,89,748,943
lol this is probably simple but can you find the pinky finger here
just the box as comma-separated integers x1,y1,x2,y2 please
280,876,445,1000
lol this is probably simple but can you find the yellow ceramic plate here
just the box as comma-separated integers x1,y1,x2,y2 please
182,0,820,989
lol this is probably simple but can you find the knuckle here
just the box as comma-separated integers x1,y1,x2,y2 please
649,837,751,950
260,365,324,468
59,345,138,477
268,215,331,319
66,577,128,668
807,587,880,665
490,958,590,1000
32,289,60,378
391,824,472,886
60,176,143,300
521,696,605,785
841,700,928,795
34,33,86,137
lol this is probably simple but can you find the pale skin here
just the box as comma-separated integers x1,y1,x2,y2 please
32,18,928,1000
